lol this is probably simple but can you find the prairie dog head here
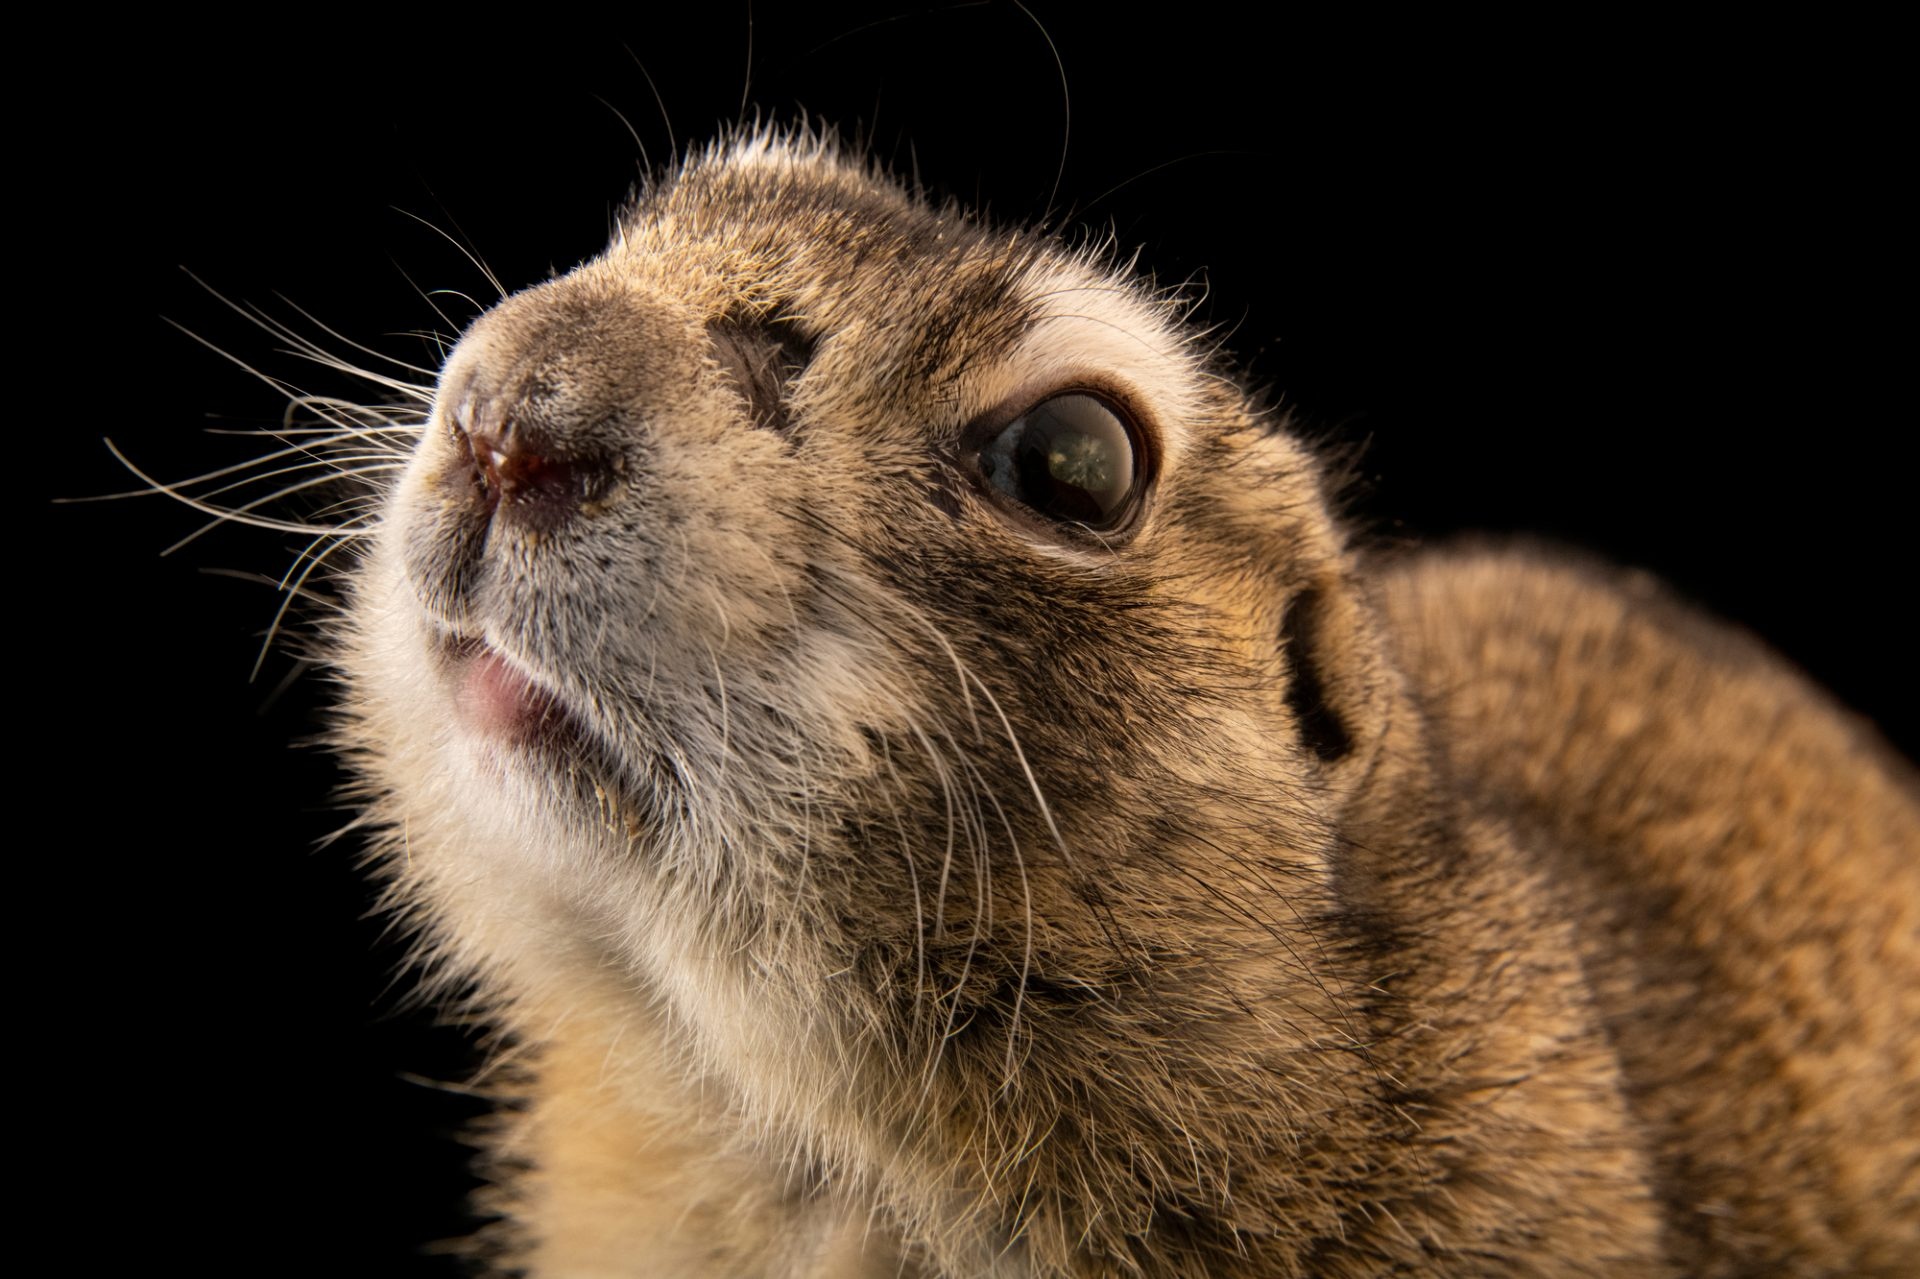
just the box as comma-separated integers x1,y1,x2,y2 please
344,129,1396,1263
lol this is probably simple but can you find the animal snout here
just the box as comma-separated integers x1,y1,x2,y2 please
426,279,697,533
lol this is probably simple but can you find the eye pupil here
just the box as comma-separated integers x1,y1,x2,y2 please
981,393,1140,528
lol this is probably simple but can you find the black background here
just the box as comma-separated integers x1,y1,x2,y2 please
44,8,1908,1274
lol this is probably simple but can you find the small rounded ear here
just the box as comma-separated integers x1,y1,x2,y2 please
1277,571,1392,799
1203,418,1394,797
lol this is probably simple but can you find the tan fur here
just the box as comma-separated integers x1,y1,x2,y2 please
329,131,1919,1275
503,981,905,1278
1375,547,1920,1274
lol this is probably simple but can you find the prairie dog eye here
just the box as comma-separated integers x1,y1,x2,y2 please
978,393,1144,529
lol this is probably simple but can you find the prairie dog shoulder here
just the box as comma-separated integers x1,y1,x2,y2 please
1379,543,1920,1267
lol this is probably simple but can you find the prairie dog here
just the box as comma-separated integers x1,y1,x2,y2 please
301,128,1920,1277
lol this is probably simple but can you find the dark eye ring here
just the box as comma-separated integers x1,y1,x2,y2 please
973,391,1149,533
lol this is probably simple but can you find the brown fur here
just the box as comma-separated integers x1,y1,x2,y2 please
330,131,1919,1275
1375,547,1920,1275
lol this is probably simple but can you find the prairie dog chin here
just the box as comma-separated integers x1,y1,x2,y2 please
320,131,1920,1276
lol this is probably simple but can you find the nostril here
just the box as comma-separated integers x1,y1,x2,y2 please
465,427,599,530
472,430,578,504
438,394,607,530
446,413,499,512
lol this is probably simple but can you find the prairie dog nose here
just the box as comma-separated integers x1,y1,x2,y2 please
447,405,602,531
429,279,700,532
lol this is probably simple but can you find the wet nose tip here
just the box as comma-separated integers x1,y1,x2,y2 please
447,406,598,530
471,428,579,507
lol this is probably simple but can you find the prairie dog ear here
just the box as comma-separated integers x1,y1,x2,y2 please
1176,413,1390,797
1277,570,1392,799
1222,422,1392,788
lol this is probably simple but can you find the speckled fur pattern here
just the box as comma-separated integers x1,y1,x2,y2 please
333,130,1920,1276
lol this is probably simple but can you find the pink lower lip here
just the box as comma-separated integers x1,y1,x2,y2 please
457,647,563,741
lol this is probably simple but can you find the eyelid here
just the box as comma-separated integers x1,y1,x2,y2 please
959,383,1158,464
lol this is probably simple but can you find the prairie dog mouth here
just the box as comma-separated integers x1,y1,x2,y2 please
437,632,573,746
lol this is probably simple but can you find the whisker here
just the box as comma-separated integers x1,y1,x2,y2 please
391,207,508,302
178,268,437,403
203,422,420,440
1011,0,1070,222
105,440,380,540
254,532,358,679
392,257,474,348
269,291,440,379
191,454,407,508
160,463,399,556
622,43,677,162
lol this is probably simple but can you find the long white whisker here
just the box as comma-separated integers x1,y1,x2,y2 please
391,207,508,301
160,463,399,556
178,268,437,403
253,532,357,679
270,291,441,379
391,257,473,349
160,315,310,404
105,440,379,540
191,454,406,507
203,422,421,440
